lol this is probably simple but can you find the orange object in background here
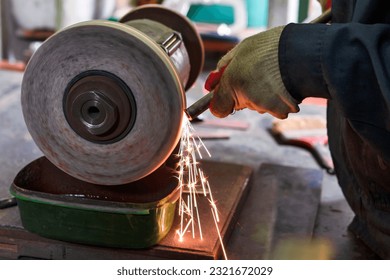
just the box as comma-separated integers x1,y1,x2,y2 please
134,0,162,6
0,60,25,72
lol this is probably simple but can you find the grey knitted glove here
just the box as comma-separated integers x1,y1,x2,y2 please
207,26,299,119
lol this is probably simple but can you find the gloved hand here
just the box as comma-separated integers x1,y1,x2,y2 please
206,26,299,119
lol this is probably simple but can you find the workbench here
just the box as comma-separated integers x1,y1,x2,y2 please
0,69,379,259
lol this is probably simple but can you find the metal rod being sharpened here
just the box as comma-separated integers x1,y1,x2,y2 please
185,9,331,121
185,91,213,120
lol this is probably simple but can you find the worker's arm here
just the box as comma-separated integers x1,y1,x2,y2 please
280,22,390,160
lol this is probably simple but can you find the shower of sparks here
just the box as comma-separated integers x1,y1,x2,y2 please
175,114,227,260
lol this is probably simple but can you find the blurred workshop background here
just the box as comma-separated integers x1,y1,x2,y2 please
0,0,323,69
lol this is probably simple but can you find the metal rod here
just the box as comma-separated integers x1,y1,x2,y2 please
185,91,213,120
185,8,332,121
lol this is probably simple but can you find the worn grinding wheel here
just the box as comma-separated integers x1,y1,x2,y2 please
22,21,185,185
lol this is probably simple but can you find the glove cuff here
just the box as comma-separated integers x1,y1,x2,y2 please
261,26,300,114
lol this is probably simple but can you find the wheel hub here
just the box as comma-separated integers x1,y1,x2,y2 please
63,70,136,144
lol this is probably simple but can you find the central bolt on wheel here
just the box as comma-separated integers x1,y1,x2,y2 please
63,70,136,144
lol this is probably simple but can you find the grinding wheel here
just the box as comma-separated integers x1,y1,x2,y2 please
22,20,185,185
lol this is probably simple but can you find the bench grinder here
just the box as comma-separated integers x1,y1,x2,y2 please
12,5,206,249
21,5,204,185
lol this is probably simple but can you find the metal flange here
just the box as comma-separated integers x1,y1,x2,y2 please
120,5,204,91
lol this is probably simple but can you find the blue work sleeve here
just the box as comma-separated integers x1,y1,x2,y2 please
279,22,390,160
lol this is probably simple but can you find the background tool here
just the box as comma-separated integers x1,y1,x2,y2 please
0,197,17,209
271,115,334,174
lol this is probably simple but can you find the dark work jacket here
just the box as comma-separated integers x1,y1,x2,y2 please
279,0,390,259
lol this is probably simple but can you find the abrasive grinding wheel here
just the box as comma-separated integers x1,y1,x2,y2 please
21,20,187,185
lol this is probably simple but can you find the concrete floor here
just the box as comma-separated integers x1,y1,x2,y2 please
314,172,380,259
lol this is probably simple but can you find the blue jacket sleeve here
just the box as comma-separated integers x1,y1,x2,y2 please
279,22,390,160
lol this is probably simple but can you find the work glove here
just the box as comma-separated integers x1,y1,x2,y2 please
206,26,299,119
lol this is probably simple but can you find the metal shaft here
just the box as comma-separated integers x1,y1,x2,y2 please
185,91,213,120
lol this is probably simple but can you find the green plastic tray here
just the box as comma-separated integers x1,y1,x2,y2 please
10,157,179,249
